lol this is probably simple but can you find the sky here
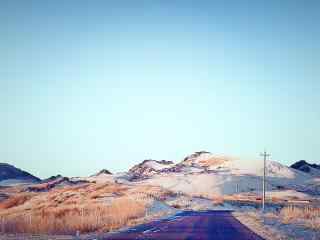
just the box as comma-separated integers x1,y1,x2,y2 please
1,1,319,178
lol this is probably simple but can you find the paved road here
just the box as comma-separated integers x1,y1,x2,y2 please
104,210,264,240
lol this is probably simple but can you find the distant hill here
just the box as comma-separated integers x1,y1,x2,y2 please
291,160,320,176
41,174,64,183
129,159,175,178
0,163,41,185
28,175,88,192
126,151,316,196
90,169,112,177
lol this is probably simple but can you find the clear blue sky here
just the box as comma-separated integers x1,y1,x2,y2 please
1,1,319,178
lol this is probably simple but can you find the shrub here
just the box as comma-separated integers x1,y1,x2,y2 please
280,205,320,230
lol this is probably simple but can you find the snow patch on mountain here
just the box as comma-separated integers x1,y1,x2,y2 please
131,151,317,197
129,159,175,178
141,172,274,196
143,160,175,171
266,161,309,179
182,151,235,170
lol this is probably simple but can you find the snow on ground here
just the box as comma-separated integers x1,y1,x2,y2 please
0,179,35,187
139,165,313,197
308,167,320,177
165,195,236,211
265,160,312,185
74,151,318,201
174,166,204,174
83,173,115,183
146,200,177,216
300,178,320,196
143,161,175,171
72,171,132,184
140,172,274,196
235,210,320,240
182,152,236,170
134,152,318,198
2,151,318,240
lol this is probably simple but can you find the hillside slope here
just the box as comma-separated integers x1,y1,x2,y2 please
0,163,40,186
132,152,316,197
291,160,320,177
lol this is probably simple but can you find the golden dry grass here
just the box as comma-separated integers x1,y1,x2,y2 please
280,205,320,230
0,193,34,209
212,195,224,205
0,182,171,234
1,197,146,234
199,157,229,167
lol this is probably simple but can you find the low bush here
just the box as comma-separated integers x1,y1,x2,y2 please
280,205,320,230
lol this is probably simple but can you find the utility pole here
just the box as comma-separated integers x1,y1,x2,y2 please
260,150,270,212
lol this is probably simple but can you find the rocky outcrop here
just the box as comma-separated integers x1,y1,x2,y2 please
129,159,174,179
183,151,211,162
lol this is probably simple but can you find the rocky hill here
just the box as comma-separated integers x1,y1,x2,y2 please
129,159,175,178
291,160,320,176
128,151,318,196
28,176,88,192
91,169,112,177
0,163,40,185
41,174,63,183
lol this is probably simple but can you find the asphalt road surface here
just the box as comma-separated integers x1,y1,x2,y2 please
104,210,264,240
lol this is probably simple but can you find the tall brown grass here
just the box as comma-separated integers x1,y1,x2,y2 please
0,183,159,235
0,193,34,209
280,205,320,230
0,196,146,234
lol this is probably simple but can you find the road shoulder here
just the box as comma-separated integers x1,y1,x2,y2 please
232,211,286,240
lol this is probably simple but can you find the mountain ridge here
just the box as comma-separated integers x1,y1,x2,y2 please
291,160,320,177
0,163,41,184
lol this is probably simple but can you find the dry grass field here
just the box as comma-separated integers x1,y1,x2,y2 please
280,205,320,230
0,182,172,235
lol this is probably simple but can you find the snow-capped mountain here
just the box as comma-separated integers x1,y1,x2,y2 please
130,151,318,197
181,151,235,171
129,159,175,178
5,151,318,198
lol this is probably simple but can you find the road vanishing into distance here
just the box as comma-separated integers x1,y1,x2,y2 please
105,210,264,240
